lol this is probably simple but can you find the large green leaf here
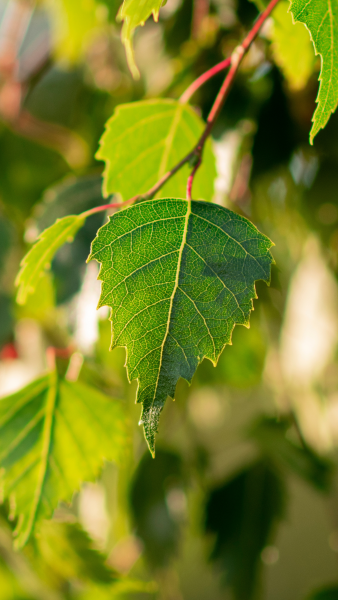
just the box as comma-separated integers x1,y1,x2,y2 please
0,373,126,548
15,215,86,305
290,0,338,142
117,0,165,77
96,99,217,203
88,198,273,453
204,461,285,600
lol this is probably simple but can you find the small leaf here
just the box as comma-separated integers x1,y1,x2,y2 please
96,99,217,203
0,373,127,548
15,215,86,305
290,0,338,142
117,0,164,78
204,461,285,600
270,1,315,91
88,198,273,454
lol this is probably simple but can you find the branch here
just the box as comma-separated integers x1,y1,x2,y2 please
179,58,231,104
86,0,280,216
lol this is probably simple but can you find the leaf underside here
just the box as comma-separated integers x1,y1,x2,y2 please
0,373,126,547
89,198,274,454
96,99,216,203
117,0,164,78
290,0,338,142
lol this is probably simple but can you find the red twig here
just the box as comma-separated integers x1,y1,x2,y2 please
186,0,280,198
179,58,231,104
84,0,280,215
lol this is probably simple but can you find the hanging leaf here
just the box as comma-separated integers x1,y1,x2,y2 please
15,214,86,305
204,461,285,600
88,198,273,454
96,99,216,203
117,0,165,78
0,373,127,548
290,0,338,142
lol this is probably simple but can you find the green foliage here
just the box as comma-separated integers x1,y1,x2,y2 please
36,520,115,584
117,0,165,77
290,0,338,142
270,1,315,90
251,418,333,492
0,372,126,547
130,449,183,566
204,461,285,600
307,587,338,600
96,99,216,202
15,214,86,305
89,198,273,453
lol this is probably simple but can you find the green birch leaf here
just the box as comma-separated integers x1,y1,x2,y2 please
88,198,273,454
15,215,86,305
270,1,315,90
117,0,165,78
290,0,338,142
96,99,216,203
0,373,127,548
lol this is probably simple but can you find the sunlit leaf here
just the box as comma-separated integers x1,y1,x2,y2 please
270,1,315,91
88,198,273,453
15,215,86,305
290,0,338,142
205,461,285,600
0,373,127,548
117,0,165,78
96,99,217,202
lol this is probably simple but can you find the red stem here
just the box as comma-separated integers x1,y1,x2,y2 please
84,0,280,216
187,0,280,198
179,58,231,104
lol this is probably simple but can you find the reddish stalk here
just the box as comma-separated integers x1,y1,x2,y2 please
186,0,280,197
180,58,231,104
85,0,280,216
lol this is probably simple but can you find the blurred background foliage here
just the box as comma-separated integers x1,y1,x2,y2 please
0,0,338,599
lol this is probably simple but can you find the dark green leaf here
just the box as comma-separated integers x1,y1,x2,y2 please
130,449,183,567
204,461,285,600
250,418,333,492
307,586,338,600
88,198,273,453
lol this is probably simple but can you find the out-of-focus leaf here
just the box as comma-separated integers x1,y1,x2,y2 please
250,418,333,492
15,214,86,305
270,1,315,91
130,449,183,567
89,198,273,453
0,373,127,548
77,580,157,600
204,461,285,600
117,0,165,78
306,587,338,600
96,99,217,202
36,521,115,584
49,0,107,63
290,0,338,142
0,295,14,347
0,215,13,276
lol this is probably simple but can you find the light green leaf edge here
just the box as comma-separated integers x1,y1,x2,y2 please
88,198,274,455
117,0,165,78
0,372,127,548
15,214,86,305
290,0,338,143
